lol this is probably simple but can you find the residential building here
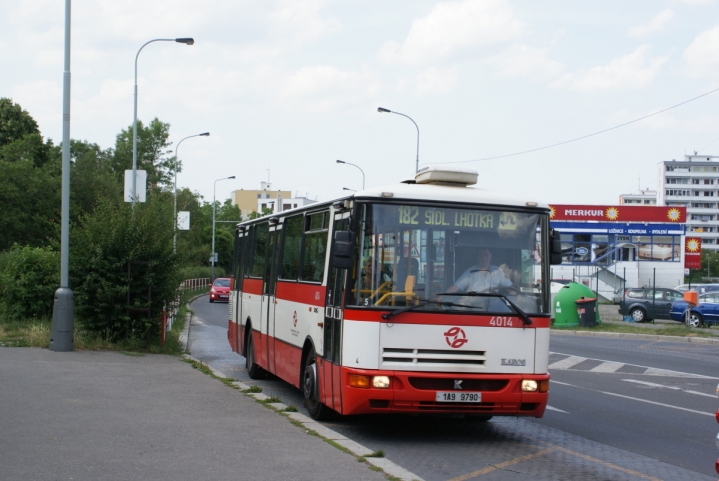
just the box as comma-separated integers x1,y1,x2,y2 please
619,190,656,205
231,182,316,218
657,154,719,250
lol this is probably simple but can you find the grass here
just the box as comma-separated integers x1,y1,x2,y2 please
0,286,206,353
243,385,263,393
552,322,719,338
262,396,282,403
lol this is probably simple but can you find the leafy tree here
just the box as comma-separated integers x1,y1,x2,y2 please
0,245,59,320
0,157,60,250
70,197,180,341
0,133,54,168
111,118,174,191
69,139,121,218
0,98,40,148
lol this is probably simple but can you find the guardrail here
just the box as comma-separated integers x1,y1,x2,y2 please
162,278,211,343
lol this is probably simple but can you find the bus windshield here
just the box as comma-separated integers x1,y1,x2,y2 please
348,203,546,315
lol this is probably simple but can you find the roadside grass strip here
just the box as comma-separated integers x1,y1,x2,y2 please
182,354,424,481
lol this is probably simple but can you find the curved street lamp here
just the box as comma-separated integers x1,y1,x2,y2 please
336,159,365,189
131,37,194,207
212,175,236,282
173,132,209,253
377,106,420,174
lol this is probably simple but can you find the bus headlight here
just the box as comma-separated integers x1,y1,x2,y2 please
372,376,390,389
521,380,538,392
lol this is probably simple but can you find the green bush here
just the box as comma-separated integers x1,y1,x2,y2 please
70,198,180,341
0,245,59,320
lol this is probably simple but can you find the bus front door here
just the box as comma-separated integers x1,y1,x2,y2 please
322,213,350,412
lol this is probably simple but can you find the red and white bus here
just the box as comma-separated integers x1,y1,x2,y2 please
228,167,559,420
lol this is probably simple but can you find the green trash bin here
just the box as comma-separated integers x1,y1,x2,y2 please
554,282,597,327
575,297,597,327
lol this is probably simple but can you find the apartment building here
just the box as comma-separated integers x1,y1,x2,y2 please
658,154,719,250
231,181,316,218
619,190,656,205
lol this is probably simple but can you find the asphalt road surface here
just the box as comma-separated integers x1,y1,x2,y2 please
189,296,717,480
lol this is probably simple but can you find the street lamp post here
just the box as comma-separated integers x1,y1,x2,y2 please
131,37,194,207
377,107,420,174
50,0,73,351
336,159,365,189
173,132,209,253
212,176,236,282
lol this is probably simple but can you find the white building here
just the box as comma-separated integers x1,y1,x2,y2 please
658,154,719,250
619,190,656,205
257,194,316,214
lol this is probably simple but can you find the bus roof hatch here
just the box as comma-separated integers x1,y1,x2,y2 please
413,166,478,186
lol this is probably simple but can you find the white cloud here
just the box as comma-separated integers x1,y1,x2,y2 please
627,9,673,37
553,45,668,91
378,0,525,66
676,0,715,5
268,0,342,43
486,43,565,79
414,66,459,96
684,24,719,76
276,66,382,112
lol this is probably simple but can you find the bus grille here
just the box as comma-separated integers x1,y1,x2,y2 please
408,378,507,391
382,348,486,366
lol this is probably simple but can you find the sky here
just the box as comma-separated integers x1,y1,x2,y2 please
3,0,719,207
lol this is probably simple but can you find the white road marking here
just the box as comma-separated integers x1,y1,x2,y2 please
545,405,569,413
622,379,716,398
549,351,718,379
548,355,586,369
552,380,714,417
589,361,624,373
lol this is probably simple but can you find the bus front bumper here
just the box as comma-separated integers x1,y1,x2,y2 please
340,367,549,418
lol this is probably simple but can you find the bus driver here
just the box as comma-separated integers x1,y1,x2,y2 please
445,247,513,294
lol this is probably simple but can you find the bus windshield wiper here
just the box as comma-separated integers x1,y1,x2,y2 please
380,299,475,321
436,292,533,326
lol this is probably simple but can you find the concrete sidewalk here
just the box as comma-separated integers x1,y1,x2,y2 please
0,348,387,481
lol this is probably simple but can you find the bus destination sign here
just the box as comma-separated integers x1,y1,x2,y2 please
395,206,516,231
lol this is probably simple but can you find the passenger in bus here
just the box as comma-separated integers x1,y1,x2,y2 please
445,248,514,294
362,256,391,290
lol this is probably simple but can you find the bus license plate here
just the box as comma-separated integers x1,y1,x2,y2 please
435,391,481,403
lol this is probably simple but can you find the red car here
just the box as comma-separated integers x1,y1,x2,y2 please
209,278,231,303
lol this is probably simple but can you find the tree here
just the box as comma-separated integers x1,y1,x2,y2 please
0,157,60,250
69,139,121,219
111,118,174,191
0,98,40,148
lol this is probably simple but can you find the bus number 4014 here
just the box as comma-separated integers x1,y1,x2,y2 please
490,317,512,326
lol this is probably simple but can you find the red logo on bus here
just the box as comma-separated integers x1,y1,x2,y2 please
293,311,298,327
444,327,468,349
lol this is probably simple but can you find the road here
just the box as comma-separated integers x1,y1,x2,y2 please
189,296,717,480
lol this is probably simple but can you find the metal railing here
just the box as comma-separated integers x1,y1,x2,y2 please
163,278,211,340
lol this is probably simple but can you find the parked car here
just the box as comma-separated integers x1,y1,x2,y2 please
209,278,231,303
669,292,719,327
618,287,684,322
674,284,719,294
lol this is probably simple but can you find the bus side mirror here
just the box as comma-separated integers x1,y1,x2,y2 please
550,229,562,265
332,230,355,269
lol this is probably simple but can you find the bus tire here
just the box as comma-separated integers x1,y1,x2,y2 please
303,346,329,420
245,329,266,379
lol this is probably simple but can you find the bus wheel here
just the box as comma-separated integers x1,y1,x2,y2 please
245,331,265,379
303,347,329,420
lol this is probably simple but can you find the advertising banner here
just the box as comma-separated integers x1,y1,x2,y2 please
549,205,685,223
684,237,702,269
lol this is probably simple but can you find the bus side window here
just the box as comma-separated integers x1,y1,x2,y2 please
300,211,329,283
279,215,303,281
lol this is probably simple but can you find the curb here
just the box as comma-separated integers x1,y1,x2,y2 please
182,356,425,481
551,329,719,345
